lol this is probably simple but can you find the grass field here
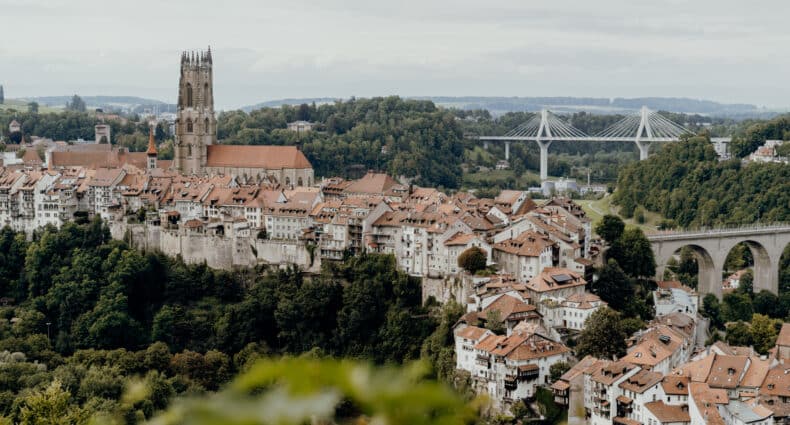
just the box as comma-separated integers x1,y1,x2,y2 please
576,196,662,234
0,99,62,114
462,168,543,189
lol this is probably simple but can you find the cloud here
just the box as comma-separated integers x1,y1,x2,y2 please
1,0,789,108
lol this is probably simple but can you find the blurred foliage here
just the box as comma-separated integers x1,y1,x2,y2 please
144,357,478,425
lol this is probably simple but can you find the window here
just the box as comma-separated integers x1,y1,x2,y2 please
186,83,193,107
203,83,209,105
205,117,210,133
186,119,193,133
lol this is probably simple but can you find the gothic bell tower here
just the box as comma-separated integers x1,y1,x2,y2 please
174,48,216,174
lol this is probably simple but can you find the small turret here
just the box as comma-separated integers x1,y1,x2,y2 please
146,125,157,170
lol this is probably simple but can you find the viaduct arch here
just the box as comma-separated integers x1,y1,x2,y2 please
648,224,790,299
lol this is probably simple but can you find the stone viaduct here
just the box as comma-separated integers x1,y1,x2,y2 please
648,224,790,299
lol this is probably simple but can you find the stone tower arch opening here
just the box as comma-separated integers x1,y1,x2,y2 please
186,83,193,107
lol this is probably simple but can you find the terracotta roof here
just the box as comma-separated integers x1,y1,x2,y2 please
344,172,399,194
760,365,790,397
707,355,749,389
644,401,690,423
526,268,587,293
612,417,641,425
657,280,696,294
661,375,690,396
674,353,715,382
146,127,157,155
205,145,312,169
619,369,663,394
741,355,771,388
22,149,42,165
562,292,604,309
483,294,537,321
777,324,790,347
444,232,478,246
455,326,489,341
621,325,684,367
591,361,638,385
493,230,554,257
560,355,601,382
503,335,569,361
49,149,148,170
689,382,726,425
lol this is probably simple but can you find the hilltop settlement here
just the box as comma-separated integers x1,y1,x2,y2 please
1,50,788,425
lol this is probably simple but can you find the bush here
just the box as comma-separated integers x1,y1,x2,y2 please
457,247,487,274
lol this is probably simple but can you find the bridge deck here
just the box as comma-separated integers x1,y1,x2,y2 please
647,224,790,241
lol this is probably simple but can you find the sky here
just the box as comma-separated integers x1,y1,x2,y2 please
2,0,789,110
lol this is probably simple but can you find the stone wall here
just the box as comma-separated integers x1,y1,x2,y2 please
111,221,318,271
422,274,473,305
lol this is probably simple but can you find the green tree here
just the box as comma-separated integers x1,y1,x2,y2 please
751,314,779,355
27,102,39,114
457,247,487,274
18,380,87,425
737,269,754,296
421,300,464,382
595,215,625,243
753,290,779,318
576,307,627,359
722,292,754,323
484,310,505,334
592,259,632,312
549,361,571,382
725,321,753,347
609,227,656,278
701,294,723,329
66,95,86,112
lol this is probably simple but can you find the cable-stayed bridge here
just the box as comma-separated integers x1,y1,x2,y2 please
474,106,729,180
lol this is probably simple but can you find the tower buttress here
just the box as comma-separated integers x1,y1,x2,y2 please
174,48,216,175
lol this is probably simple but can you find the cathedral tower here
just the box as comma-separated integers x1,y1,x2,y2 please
174,48,216,174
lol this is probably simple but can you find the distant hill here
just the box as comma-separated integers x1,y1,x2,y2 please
21,96,176,114
241,96,779,118
241,97,339,112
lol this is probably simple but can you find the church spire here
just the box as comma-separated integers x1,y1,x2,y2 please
146,125,157,156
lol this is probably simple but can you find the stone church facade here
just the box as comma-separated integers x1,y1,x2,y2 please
173,48,314,185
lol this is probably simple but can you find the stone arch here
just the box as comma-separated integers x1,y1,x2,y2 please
721,239,776,294
657,243,719,298
186,83,193,107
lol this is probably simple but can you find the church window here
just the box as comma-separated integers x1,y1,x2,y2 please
186,119,193,133
285,177,291,186
188,144,193,157
205,118,210,132
297,177,303,186
204,83,209,105
186,83,193,107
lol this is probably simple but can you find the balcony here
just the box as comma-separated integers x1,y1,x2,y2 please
504,376,518,391
475,355,490,367
517,364,540,381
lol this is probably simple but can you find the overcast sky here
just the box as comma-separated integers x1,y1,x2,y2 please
2,0,789,109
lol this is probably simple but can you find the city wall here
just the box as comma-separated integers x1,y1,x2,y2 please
110,222,319,272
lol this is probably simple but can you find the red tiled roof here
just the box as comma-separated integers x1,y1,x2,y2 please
205,145,312,169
